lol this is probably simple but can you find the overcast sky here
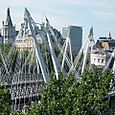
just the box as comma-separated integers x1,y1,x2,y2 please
0,0,115,45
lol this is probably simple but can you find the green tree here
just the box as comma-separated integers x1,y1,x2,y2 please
13,111,25,115
74,65,113,115
19,65,113,115
0,86,11,115
0,43,11,56
27,103,39,115
37,72,79,115
0,43,11,63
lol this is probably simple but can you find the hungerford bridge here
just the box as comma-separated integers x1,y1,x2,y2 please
0,8,115,111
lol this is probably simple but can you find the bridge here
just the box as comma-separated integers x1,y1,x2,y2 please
0,8,114,112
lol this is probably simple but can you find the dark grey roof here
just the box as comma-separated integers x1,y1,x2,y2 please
109,40,115,47
91,50,106,55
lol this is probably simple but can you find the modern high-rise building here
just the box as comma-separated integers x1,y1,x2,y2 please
62,25,82,54
1,8,16,44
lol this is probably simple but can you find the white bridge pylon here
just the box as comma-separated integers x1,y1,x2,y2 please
22,8,96,82
22,8,81,82
24,8,50,83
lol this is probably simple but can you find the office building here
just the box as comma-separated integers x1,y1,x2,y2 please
62,25,82,54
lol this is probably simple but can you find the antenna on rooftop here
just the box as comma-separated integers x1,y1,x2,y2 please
109,31,112,38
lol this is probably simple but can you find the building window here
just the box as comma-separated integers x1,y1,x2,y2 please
94,58,96,62
102,59,104,63
98,59,100,63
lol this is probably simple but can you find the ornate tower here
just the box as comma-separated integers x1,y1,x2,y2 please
1,8,16,44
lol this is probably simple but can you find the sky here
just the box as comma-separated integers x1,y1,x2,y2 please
0,0,115,45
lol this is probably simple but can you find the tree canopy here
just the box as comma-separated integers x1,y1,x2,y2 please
0,86,11,115
27,66,113,115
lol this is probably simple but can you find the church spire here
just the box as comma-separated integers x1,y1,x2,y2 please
7,7,10,16
5,8,13,26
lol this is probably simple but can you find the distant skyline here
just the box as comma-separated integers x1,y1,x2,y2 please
0,0,115,46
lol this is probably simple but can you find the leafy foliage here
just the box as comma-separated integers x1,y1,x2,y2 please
27,103,39,115
0,43,11,56
37,66,113,115
0,43,12,64
38,72,79,115
0,86,11,114
74,65,112,114
13,111,25,115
